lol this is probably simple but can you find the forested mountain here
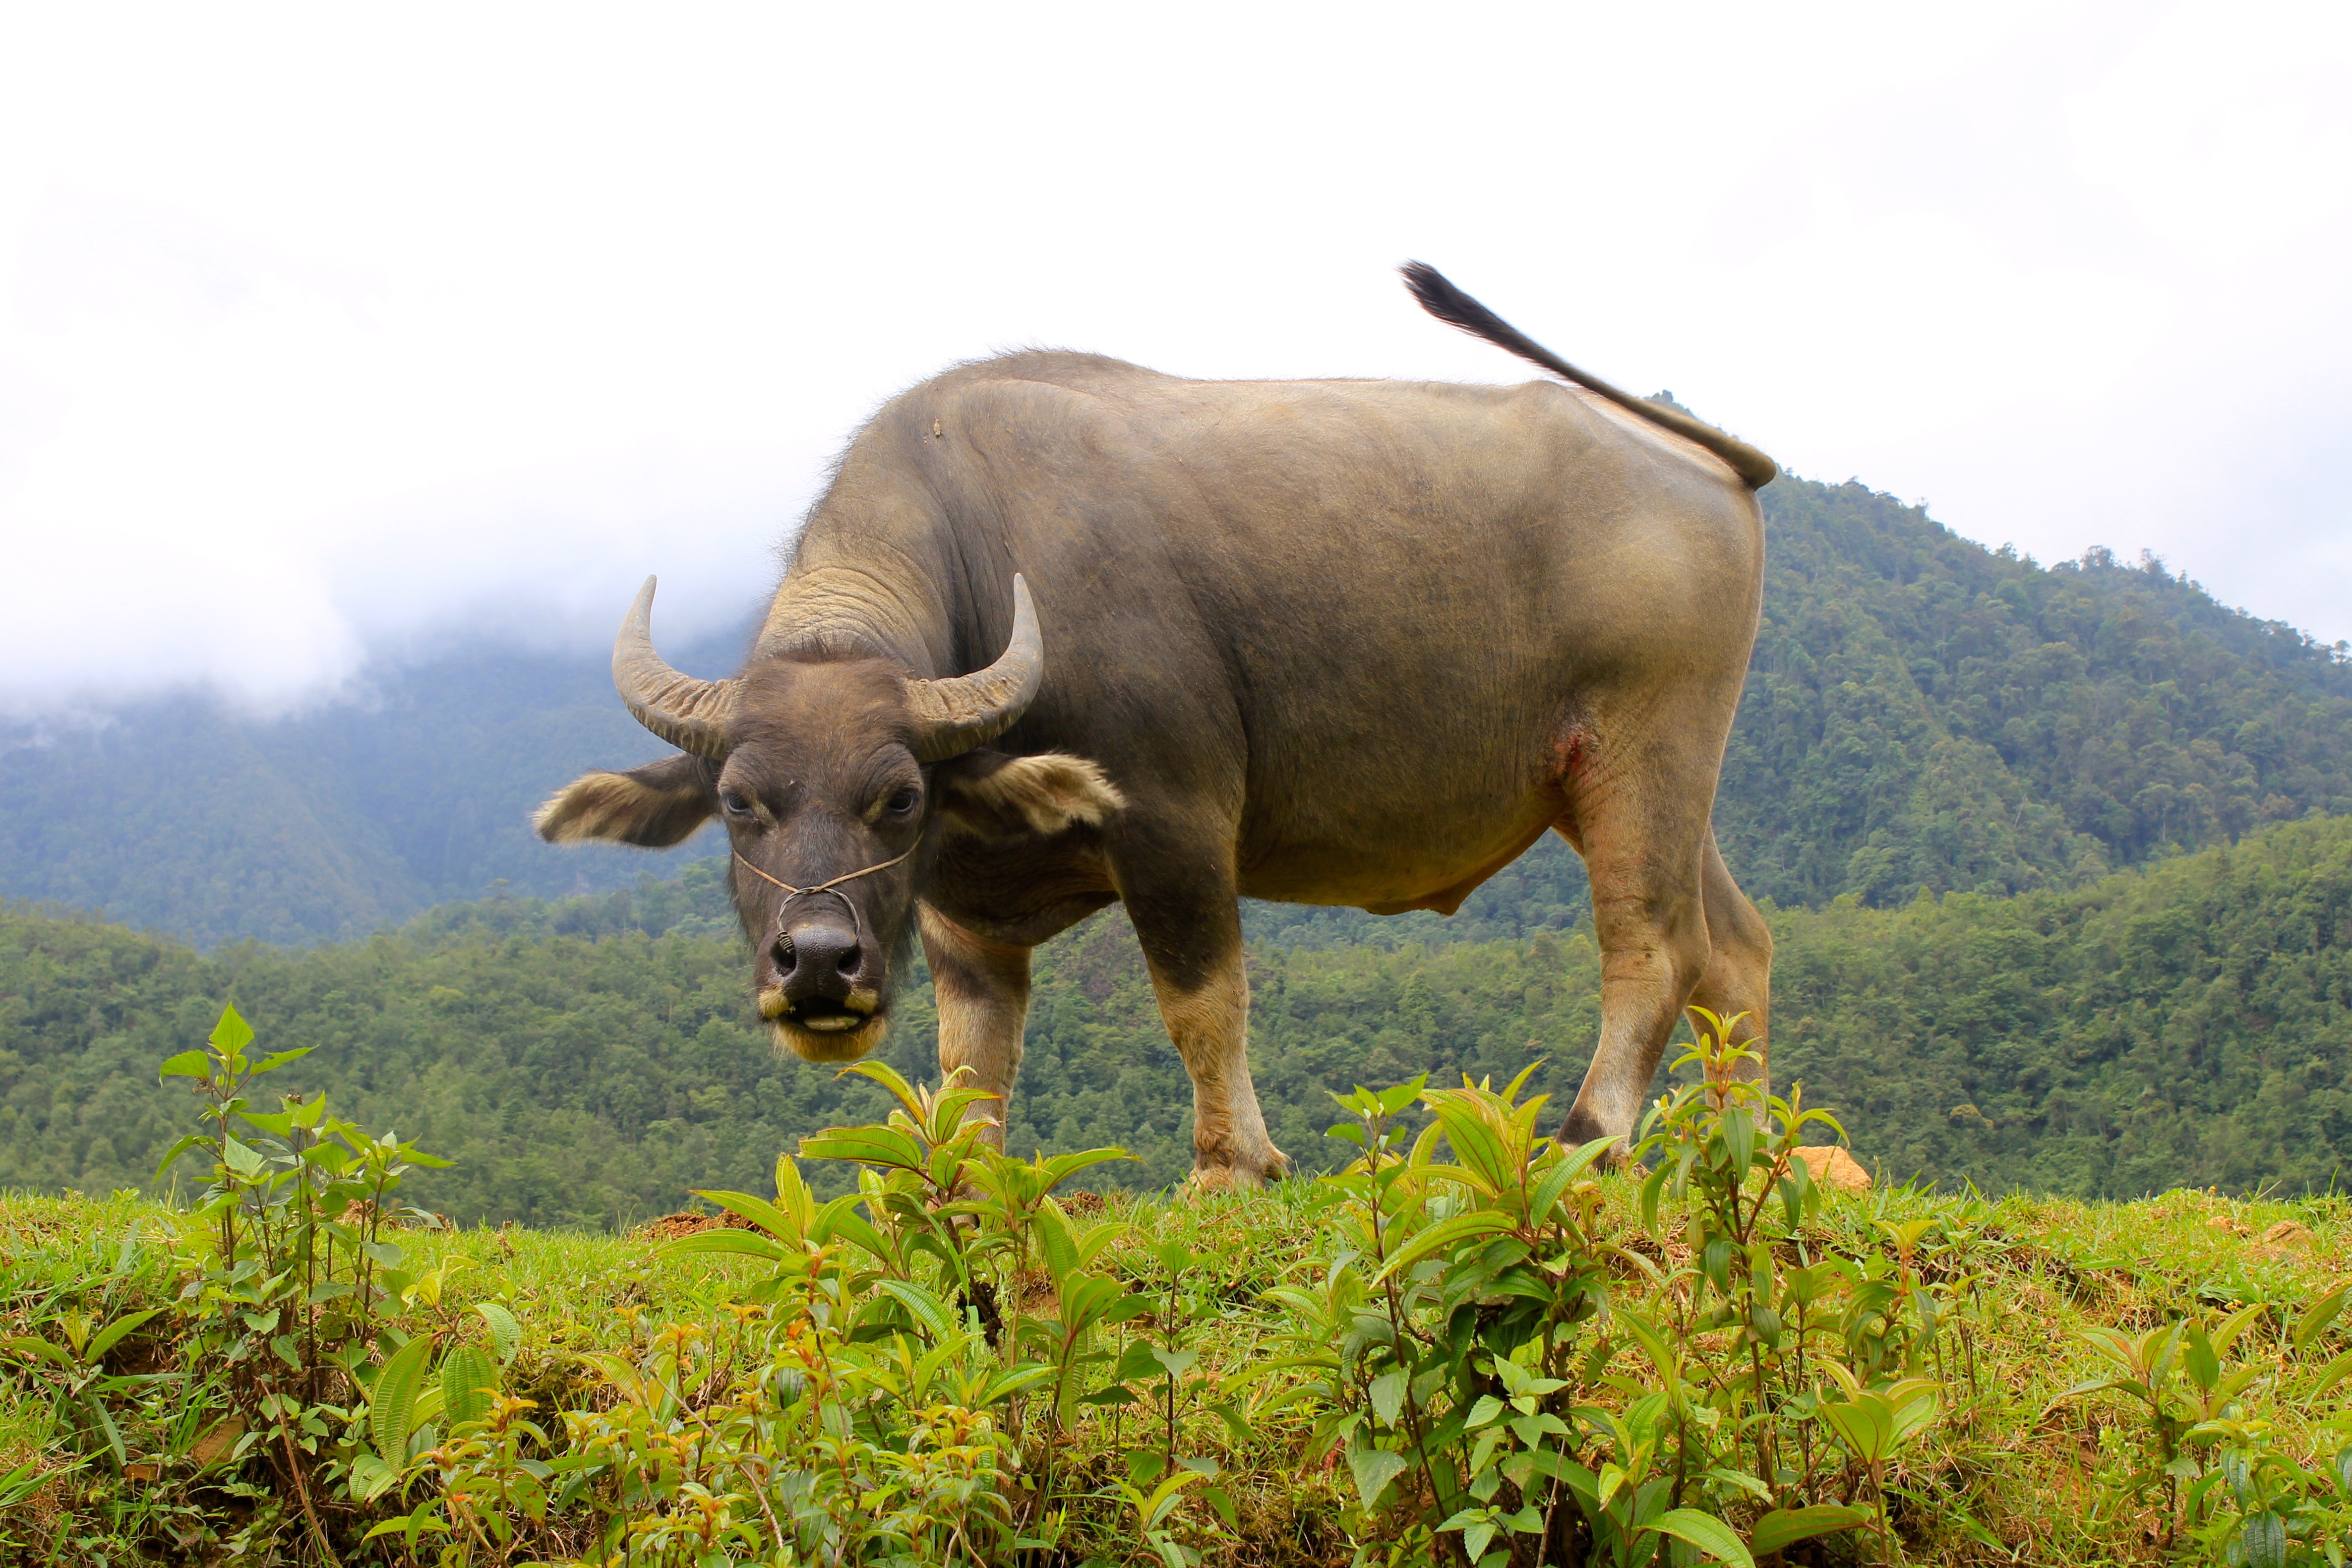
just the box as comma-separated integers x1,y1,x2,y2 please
6,815,2347,1222
0,627,741,947
1723,483,2352,905
9,471,2347,950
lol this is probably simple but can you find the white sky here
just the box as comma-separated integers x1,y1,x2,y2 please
3,1,2348,714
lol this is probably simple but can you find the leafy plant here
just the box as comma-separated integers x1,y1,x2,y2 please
2184,1415,2352,1568
620,1061,1174,1561
0,1303,165,1471
1311,1065,1648,1563
12,998,2351,1565
2056,1306,2268,1536
1620,1010,1944,1563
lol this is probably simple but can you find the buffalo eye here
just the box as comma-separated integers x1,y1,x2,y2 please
719,788,754,819
883,786,920,818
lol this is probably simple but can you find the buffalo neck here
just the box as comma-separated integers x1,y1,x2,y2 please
757,434,1018,686
756,493,956,676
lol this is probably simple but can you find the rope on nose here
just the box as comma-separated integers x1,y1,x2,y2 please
734,846,917,974
731,846,915,899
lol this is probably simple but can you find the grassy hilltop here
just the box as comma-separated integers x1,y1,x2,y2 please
3,1134,2348,1564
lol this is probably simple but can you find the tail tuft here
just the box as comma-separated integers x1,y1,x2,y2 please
1402,261,1527,351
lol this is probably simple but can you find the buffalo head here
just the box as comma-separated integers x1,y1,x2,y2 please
534,575,1121,1062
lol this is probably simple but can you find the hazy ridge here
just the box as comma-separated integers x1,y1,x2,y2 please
11,473,2348,951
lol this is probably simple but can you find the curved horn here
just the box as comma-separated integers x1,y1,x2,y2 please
905,574,1043,762
612,576,740,759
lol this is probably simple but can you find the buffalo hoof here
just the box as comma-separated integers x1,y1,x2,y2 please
1555,1107,1633,1169
1189,1146,1292,1193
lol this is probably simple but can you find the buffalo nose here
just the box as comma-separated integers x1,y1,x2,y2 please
774,922,863,998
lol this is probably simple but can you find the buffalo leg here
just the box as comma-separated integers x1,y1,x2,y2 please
1115,857,1289,1190
1555,783,1714,1152
1685,825,1772,1089
917,904,1032,1149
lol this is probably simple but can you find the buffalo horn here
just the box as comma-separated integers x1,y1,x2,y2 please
904,575,1044,762
612,576,739,759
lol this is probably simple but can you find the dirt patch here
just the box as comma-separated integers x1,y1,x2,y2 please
1014,1267,1060,1316
189,1417,245,1470
630,1211,758,1242
2245,1218,2319,1261
105,1332,175,1377
1793,1145,1872,1192
1611,1230,1693,1280
341,1200,447,1234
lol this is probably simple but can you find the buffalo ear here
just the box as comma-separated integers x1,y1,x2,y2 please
936,750,1126,838
534,752,717,847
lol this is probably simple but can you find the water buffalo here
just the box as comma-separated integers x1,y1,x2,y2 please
536,265,1775,1188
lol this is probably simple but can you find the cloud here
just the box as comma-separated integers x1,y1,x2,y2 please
1,1,2346,714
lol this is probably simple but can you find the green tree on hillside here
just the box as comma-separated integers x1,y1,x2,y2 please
7,816,2350,1221
1722,484,2352,910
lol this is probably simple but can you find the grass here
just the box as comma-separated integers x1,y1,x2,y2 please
4,1173,2347,1566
